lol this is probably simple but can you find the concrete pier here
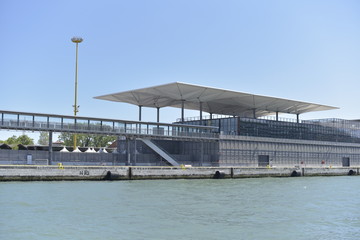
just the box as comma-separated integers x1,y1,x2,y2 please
0,165,358,181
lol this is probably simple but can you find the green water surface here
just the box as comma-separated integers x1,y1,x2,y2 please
1,177,359,240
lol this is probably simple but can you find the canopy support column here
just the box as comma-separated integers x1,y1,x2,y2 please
199,102,203,122
138,105,142,121
297,114,300,123
138,105,142,133
157,107,160,123
253,109,256,119
181,100,185,122
276,111,279,121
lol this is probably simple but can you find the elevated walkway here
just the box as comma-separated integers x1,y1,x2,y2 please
0,110,219,141
139,138,180,166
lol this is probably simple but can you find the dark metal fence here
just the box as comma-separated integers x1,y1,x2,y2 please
184,116,360,144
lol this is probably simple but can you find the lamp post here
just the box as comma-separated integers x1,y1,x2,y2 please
71,37,83,150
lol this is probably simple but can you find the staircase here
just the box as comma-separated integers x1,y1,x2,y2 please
139,138,180,166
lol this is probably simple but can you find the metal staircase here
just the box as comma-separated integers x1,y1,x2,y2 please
139,138,180,166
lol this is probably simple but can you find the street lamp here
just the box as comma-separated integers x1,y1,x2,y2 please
71,37,83,150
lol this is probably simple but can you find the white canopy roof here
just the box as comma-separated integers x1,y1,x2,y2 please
94,82,337,118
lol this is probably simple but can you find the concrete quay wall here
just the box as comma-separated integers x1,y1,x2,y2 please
0,165,359,181
0,165,129,181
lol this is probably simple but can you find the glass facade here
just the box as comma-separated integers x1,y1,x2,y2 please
184,117,360,144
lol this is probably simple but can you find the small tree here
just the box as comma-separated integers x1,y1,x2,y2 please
16,135,34,145
3,134,34,149
5,135,18,145
93,135,117,147
38,132,49,145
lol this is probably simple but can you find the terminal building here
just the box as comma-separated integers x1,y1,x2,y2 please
2,82,360,167
95,82,360,167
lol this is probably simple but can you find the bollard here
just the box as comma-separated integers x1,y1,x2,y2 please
290,170,300,177
213,171,225,179
104,171,112,180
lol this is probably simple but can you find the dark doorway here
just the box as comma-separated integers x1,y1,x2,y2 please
258,155,270,167
342,157,350,167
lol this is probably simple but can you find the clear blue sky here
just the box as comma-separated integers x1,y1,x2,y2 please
1,0,359,141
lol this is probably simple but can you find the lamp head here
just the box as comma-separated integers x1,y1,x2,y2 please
71,37,83,43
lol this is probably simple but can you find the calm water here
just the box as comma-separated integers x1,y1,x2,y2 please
1,177,360,240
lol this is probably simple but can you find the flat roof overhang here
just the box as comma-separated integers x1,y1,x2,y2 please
94,82,338,118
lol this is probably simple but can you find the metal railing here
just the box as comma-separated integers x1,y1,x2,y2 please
0,110,219,140
177,114,302,123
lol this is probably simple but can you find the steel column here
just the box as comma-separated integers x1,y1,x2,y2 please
200,141,204,166
126,137,131,166
181,100,185,122
48,131,53,165
157,107,160,123
200,102,203,122
139,105,142,121
134,138,137,166
116,135,121,165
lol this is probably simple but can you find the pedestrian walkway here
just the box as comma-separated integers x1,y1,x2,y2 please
0,110,218,141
